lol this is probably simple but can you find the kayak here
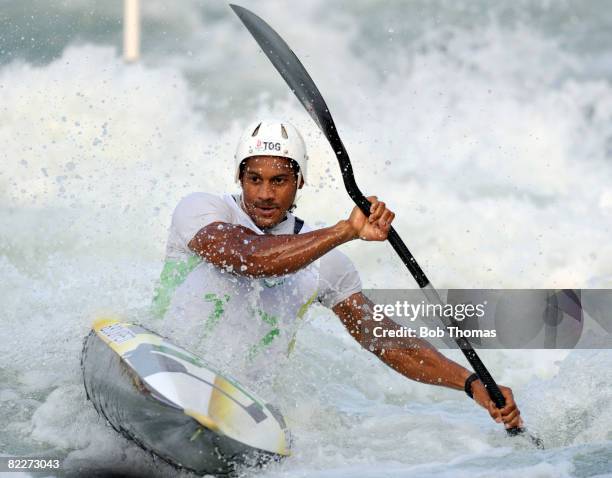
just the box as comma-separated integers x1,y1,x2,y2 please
81,318,291,475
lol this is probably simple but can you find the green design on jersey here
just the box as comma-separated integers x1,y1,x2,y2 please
150,254,320,362
202,293,231,336
247,309,280,361
151,255,202,319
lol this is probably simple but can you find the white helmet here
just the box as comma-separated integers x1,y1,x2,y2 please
234,119,308,185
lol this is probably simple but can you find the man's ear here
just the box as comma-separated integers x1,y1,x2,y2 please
298,177,305,189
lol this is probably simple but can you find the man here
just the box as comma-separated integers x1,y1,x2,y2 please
153,119,523,431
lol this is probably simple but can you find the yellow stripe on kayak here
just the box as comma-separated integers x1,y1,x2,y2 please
184,409,221,434
209,377,290,456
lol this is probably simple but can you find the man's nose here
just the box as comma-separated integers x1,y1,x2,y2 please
257,180,275,200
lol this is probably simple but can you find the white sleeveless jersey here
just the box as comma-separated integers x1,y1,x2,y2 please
153,192,361,389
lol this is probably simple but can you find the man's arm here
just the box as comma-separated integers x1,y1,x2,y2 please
189,220,356,278
188,196,394,278
332,292,472,389
333,292,523,430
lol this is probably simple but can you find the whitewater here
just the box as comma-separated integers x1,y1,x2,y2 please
1,1,611,476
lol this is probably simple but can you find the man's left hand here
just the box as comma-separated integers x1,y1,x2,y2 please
472,381,524,430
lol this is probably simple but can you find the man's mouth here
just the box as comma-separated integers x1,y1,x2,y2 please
254,205,278,218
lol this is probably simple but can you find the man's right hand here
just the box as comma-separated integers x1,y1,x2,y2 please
347,196,395,241
472,381,524,430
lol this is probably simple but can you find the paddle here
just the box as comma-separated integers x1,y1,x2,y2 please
230,3,543,449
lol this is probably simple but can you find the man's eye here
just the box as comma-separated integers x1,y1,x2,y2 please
273,178,285,185
249,176,260,183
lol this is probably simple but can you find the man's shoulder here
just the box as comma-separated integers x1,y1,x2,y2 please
316,245,362,308
173,192,234,216
319,246,354,268
176,191,226,208
169,192,238,232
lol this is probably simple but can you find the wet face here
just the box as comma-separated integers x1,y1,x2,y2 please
240,156,303,230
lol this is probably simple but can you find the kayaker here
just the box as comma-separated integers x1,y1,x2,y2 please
152,119,523,431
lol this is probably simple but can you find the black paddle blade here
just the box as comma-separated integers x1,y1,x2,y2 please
230,4,334,135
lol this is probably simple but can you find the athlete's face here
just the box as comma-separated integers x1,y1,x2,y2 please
240,156,304,230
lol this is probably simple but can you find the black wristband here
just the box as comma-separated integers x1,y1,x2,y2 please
464,373,479,399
